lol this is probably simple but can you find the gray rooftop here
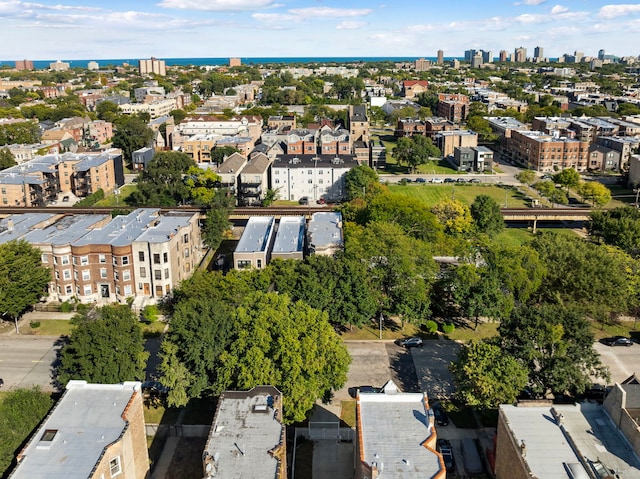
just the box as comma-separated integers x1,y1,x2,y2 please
73,209,161,247
358,392,443,478
241,153,271,175
203,386,284,479
135,213,194,244
0,214,56,244
10,381,141,479
236,216,275,253
272,216,305,254
500,403,640,479
307,212,343,251
23,214,111,246
214,152,248,174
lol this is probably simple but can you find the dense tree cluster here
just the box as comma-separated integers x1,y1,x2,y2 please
0,120,40,146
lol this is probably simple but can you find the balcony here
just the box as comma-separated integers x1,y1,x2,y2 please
239,186,262,196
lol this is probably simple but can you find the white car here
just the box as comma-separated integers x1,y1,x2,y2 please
431,178,444,183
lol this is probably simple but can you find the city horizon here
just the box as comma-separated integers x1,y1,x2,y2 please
0,0,638,60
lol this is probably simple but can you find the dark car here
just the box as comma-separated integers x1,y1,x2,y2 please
456,178,467,183
349,385,381,398
469,178,481,183
415,177,427,183
396,336,423,348
298,196,309,205
437,439,456,472
432,403,450,426
602,336,633,347
0,378,4,388
444,178,455,183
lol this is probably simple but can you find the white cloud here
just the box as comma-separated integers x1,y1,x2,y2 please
550,5,568,14
336,20,366,30
157,0,275,11
514,0,546,5
251,12,295,23
287,7,372,18
598,4,640,19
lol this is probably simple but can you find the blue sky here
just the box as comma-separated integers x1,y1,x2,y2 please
1,0,639,60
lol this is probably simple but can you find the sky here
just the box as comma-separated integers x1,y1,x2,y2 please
1,0,639,60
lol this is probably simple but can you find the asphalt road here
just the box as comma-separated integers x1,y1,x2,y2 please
594,341,640,384
0,336,64,392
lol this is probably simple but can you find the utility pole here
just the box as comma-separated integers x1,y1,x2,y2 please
379,313,383,340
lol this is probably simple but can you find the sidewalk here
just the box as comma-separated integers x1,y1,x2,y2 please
2,311,76,336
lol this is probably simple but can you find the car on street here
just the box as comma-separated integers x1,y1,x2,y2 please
349,385,381,398
444,178,455,183
298,196,309,205
437,439,456,472
0,378,3,388
395,336,423,348
431,177,444,183
456,178,467,183
415,177,427,183
602,336,633,347
432,403,450,426
469,178,481,183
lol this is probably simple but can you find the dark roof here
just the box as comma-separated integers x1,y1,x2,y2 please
272,154,358,169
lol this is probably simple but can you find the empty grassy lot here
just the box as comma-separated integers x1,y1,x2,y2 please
387,183,529,208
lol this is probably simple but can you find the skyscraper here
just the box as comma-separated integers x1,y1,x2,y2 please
15,59,33,70
499,50,508,62
138,57,166,76
534,46,544,60
598,49,605,60
514,47,527,63
437,49,444,65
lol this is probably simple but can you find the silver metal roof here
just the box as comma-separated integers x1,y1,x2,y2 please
10,381,141,479
236,216,275,253
23,214,111,246
0,214,56,244
358,393,443,478
72,209,161,247
500,403,640,479
272,216,305,254
307,212,343,251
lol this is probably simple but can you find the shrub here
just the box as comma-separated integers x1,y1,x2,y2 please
73,189,105,207
142,305,159,323
425,320,438,333
60,301,73,313
29,321,41,329
442,322,455,334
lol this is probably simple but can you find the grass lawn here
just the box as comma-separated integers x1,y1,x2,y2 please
93,184,137,207
388,183,529,208
27,319,74,336
444,321,500,342
143,403,181,424
590,320,639,341
340,400,356,428
340,321,421,341
142,321,166,338
414,159,460,175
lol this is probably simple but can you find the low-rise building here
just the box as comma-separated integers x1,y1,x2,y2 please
588,144,621,171
355,380,445,479
214,152,248,194
237,153,271,206
402,80,429,99
234,216,276,270
271,216,305,261
307,212,343,257
434,130,478,157
202,386,286,479
131,147,155,171
9,381,149,479
505,130,589,172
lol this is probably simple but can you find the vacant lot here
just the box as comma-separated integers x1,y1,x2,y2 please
387,183,529,208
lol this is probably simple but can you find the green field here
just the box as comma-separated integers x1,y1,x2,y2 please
387,183,529,208
93,184,137,207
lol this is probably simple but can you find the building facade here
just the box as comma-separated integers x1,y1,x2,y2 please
138,57,166,76
505,130,589,172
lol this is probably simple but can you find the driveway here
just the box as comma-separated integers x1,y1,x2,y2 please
0,336,64,391
412,340,462,400
594,341,640,384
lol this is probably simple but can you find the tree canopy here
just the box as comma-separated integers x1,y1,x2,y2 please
470,195,504,237
111,116,154,161
589,206,640,257
128,151,196,206
0,147,17,170
58,305,149,386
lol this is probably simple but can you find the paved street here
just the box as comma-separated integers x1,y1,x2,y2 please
0,336,63,391
594,341,640,384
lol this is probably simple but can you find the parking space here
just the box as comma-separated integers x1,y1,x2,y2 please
594,341,640,384
411,340,462,400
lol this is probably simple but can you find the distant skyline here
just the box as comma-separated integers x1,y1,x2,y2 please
1,0,639,61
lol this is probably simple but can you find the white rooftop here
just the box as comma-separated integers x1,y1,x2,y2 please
236,216,275,253
272,216,305,254
10,381,141,479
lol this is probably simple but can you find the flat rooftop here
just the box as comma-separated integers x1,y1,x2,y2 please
307,212,343,251
500,403,640,479
203,386,284,479
358,393,443,478
272,216,305,254
236,216,275,253
10,381,141,479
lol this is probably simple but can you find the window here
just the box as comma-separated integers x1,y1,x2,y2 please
41,254,48,263
183,233,189,243
41,429,57,442
65,285,73,295
123,270,131,281
72,256,77,265
63,270,71,280
100,268,107,279
83,285,92,295
308,170,313,174
112,256,118,266
122,256,129,265
308,179,313,184
164,268,169,279
275,179,280,184
124,285,132,296
55,271,60,280
154,270,162,280
61,255,69,265
138,251,145,262
184,248,190,258
237,260,251,269
153,254,160,264
99,254,106,264
163,252,168,263
109,456,121,477
257,259,262,268
0,188,5,195
82,270,90,281
80,256,89,266
140,267,146,278
155,285,163,296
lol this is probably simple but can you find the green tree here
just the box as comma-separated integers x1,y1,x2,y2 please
470,195,504,237
577,181,611,207
392,136,440,173
184,166,220,206
0,147,17,170
95,100,121,122
499,304,609,396
214,292,350,423
112,116,154,161
0,240,50,333
202,189,234,250
553,168,580,191
210,146,241,165
549,189,569,205
0,120,40,145
0,387,53,476
344,165,380,201
58,305,149,386
515,169,536,186
128,151,196,206
169,109,187,124
431,199,473,237
451,341,528,409
589,206,640,257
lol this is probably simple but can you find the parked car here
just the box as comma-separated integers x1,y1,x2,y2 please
298,196,309,205
395,336,423,348
437,439,456,472
431,177,444,183
444,178,455,183
602,336,633,347
0,378,4,388
432,403,450,426
456,178,467,183
415,177,427,183
469,178,481,183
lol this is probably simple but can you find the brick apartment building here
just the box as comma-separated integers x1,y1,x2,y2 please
0,208,203,305
434,130,478,157
10,381,149,479
505,130,589,172
437,93,470,123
